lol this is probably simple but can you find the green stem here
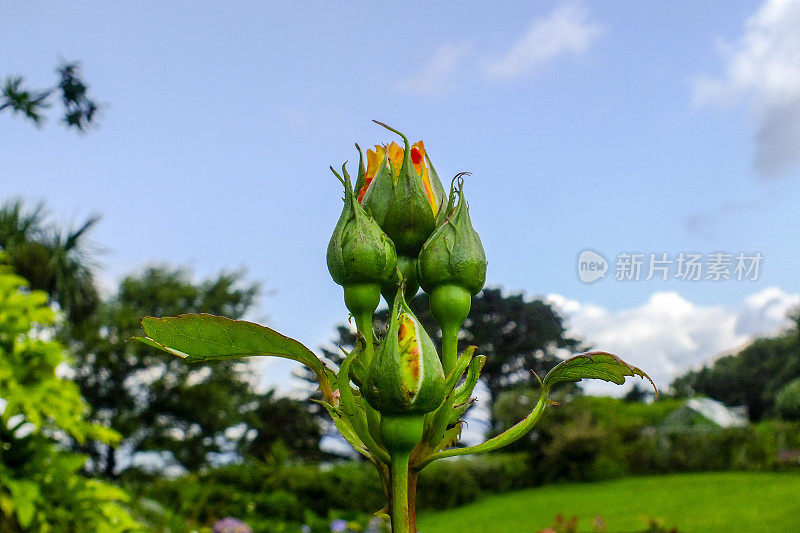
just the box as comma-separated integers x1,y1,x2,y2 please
441,323,459,376
343,283,379,366
429,284,471,375
390,452,412,533
353,311,374,364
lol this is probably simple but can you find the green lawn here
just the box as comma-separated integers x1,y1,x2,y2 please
417,472,800,532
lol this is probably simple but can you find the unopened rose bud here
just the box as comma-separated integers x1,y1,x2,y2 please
327,163,397,349
359,121,445,256
417,176,487,373
363,286,445,417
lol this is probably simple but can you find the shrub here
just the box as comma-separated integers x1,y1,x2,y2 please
776,378,800,420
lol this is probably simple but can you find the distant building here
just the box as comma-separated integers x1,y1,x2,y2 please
661,397,748,430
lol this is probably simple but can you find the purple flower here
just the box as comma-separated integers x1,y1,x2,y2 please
213,517,253,533
330,518,349,532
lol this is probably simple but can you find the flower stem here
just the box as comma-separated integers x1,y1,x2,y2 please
353,311,374,364
441,323,459,375
390,452,412,533
343,282,379,365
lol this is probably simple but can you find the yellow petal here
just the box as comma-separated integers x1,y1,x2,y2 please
387,141,404,181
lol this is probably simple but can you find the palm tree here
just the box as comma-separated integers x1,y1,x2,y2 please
0,198,101,323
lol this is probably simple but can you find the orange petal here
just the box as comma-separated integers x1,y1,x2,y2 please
412,141,437,214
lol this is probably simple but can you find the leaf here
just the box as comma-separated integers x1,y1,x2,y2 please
135,314,331,393
434,422,463,453
315,400,371,460
543,351,656,394
7,479,39,528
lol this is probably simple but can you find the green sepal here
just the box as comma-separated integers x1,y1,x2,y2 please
440,346,476,401
360,154,394,228
452,354,485,406
353,143,367,196
434,173,459,227
444,354,486,429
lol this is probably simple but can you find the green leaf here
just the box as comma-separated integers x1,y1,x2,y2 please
543,351,656,394
7,480,39,528
315,400,371,460
434,423,463,453
135,313,330,385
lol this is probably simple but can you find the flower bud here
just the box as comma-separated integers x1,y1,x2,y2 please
327,164,397,289
418,176,487,296
417,176,487,374
363,287,446,417
359,121,446,256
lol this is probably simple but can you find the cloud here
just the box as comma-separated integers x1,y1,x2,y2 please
397,42,473,97
547,287,799,395
693,0,800,177
482,3,603,82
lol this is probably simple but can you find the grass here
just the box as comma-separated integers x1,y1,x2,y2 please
416,471,800,532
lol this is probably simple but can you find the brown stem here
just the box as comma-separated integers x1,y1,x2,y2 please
408,469,418,532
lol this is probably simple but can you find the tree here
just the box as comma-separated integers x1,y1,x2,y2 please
244,390,324,462
68,266,262,475
671,311,800,420
0,198,101,323
776,378,800,420
0,264,140,531
320,288,582,431
2,61,99,131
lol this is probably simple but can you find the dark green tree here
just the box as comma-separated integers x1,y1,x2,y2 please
1,61,99,131
68,266,262,476
244,390,324,462
671,310,800,420
320,288,582,431
0,199,101,323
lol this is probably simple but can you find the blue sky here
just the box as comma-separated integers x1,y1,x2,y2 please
3,1,799,394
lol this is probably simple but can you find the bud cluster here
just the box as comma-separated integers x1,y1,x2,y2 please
327,122,487,456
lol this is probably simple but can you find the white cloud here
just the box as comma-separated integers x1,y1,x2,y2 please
397,42,473,97
482,3,603,82
693,0,800,176
547,287,799,396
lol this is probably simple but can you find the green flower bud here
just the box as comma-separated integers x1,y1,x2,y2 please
417,176,487,374
363,287,446,417
418,176,487,296
359,121,446,256
327,163,397,290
